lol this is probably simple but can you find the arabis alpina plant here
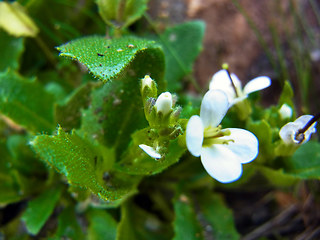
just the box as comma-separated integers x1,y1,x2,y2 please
186,90,259,183
279,115,318,145
209,69,271,105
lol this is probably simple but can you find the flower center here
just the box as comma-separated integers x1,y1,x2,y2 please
203,126,234,147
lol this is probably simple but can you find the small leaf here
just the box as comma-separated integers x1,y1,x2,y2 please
87,208,117,240
21,185,63,235
196,192,240,240
173,194,203,240
30,126,141,201
0,70,56,133
0,2,39,37
258,166,298,187
159,21,205,92
286,141,320,179
54,206,85,240
57,36,164,83
0,30,24,71
96,0,148,29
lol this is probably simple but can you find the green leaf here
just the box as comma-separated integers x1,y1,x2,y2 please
173,194,203,240
286,141,320,179
246,119,273,164
0,70,56,133
196,192,240,240
0,30,24,71
257,166,298,187
0,140,24,205
116,200,172,240
21,185,63,235
159,21,205,92
53,206,85,240
0,2,39,37
55,82,98,131
57,36,164,83
30,126,141,202
87,208,117,240
96,0,148,29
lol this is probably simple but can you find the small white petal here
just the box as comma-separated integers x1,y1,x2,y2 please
139,144,161,159
141,75,153,89
279,104,293,119
201,145,242,183
200,90,229,128
186,115,204,157
155,92,173,115
243,76,271,95
209,70,241,102
220,128,259,164
279,122,298,144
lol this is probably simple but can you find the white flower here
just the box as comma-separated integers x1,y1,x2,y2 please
209,69,271,105
279,115,317,144
186,90,258,183
279,104,293,120
155,92,173,115
139,144,161,159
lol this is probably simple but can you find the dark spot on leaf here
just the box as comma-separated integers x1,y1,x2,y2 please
94,156,98,166
97,53,104,57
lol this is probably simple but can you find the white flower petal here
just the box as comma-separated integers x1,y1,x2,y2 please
139,144,161,159
243,76,271,95
209,70,241,102
186,115,204,157
200,90,229,128
201,145,242,183
220,128,259,164
279,122,298,144
280,115,317,144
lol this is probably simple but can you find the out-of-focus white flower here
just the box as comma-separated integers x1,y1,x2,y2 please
155,92,173,115
209,69,271,105
186,90,259,183
279,104,293,120
279,115,317,144
139,144,161,159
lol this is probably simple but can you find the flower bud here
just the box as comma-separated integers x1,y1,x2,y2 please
155,92,173,115
141,75,157,99
279,104,293,120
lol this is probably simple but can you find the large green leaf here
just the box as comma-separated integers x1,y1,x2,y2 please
87,208,117,240
159,21,205,92
196,192,240,240
96,0,148,29
30,126,141,202
173,193,203,240
21,185,63,235
0,30,24,71
0,70,56,133
57,36,164,83
285,141,320,179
